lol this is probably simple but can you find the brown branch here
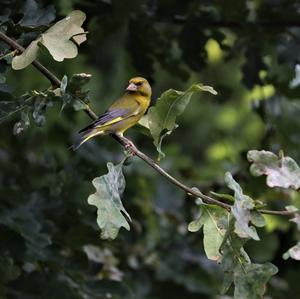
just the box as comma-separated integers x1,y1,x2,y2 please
0,31,296,217
257,209,295,216
111,134,231,211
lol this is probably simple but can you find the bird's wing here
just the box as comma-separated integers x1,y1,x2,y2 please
79,97,141,133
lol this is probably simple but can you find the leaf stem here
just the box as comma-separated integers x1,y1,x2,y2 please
0,31,296,218
0,49,18,61
71,31,89,38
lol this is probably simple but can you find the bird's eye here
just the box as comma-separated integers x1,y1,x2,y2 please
135,82,142,86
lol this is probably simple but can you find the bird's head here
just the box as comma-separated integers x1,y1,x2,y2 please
126,77,152,98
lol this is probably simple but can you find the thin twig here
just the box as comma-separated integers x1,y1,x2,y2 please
0,49,18,61
71,31,89,38
257,209,295,216
0,31,296,217
111,134,231,210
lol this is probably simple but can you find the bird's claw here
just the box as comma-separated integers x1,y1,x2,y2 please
124,140,137,157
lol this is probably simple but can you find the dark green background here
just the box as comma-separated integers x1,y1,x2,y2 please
1,0,300,298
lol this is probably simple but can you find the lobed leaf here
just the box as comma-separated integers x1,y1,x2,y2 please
12,10,87,70
282,206,300,260
188,204,228,261
233,263,278,299
283,242,300,260
41,10,86,62
220,219,277,298
220,217,250,294
225,172,260,240
12,40,39,70
87,161,131,240
140,83,217,160
247,150,300,190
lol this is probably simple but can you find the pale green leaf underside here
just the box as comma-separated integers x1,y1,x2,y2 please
88,161,131,240
283,241,300,260
225,172,260,241
247,150,300,190
12,40,40,70
12,10,86,70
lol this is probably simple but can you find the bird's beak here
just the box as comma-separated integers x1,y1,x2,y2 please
126,83,138,91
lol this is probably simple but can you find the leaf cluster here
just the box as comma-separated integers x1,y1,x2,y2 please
1,1,300,299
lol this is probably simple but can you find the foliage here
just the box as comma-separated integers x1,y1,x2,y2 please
1,1,300,299
140,84,217,159
188,204,227,261
248,150,300,190
225,172,262,241
88,161,131,240
12,10,87,69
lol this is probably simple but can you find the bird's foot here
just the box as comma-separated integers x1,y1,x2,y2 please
124,140,137,156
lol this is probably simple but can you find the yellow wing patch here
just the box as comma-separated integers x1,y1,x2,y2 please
95,116,124,128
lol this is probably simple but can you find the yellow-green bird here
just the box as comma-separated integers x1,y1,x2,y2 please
73,77,151,150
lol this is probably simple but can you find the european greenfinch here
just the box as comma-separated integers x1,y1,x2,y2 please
73,77,151,149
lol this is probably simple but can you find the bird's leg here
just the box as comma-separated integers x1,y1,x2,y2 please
124,139,137,156
112,133,137,156
124,138,136,150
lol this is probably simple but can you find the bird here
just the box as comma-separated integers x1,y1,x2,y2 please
72,77,152,150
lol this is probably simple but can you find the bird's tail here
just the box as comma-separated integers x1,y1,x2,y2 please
71,128,104,150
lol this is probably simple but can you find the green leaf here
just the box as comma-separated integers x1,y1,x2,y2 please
220,219,277,298
60,75,68,94
0,255,20,283
225,172,259,240
188,204,228,261
250,210,266,228
19,0,56,28
60,75,72,111
0,200,52,261
144,83,217,160
233,263,278,299
88,161,131,240
41,10,87,62
13,109,30,135
220,220,251,294
30,89,56,126
247,150,300,190
32,97,47,126
69,73,92,110
68,73,92,92
283,241,300,260
12,39,40,70
12,10,87,70
60,73,92,111
282,207,300,260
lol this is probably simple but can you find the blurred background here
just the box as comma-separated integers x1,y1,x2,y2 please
1,0,300,298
